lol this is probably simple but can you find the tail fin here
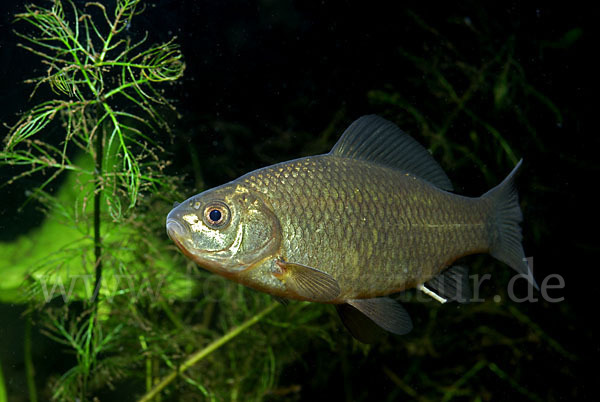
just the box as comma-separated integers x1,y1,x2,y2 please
482,160,538,290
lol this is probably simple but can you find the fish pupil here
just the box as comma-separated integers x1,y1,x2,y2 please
209,209,222,222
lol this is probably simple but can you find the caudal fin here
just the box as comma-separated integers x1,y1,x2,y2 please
482,160,538,289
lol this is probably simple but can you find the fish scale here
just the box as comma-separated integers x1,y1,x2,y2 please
239,154,491,300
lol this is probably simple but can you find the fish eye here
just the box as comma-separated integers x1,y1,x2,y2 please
203,201,230,229
209,209,221,222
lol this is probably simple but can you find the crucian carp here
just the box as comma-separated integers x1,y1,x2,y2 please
166,115,537,343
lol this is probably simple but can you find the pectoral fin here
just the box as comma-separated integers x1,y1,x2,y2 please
274,260,341,302
336,297,413,343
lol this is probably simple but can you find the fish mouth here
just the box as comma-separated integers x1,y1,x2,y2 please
165,217,244,273
166,219,187,242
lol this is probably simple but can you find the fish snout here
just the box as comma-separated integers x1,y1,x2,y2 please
166,218,187,241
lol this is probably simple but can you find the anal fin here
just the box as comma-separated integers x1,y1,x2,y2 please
424,265,471,303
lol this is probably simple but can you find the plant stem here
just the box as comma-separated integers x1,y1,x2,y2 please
92,105,104,303
137,302,280,402
24,318,38,402
0,356,7,402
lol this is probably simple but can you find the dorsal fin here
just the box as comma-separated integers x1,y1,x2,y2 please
330,115,453,191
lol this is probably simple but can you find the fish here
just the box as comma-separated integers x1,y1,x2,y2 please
166,115,537,343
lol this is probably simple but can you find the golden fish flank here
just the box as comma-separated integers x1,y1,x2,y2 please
166,115,536,343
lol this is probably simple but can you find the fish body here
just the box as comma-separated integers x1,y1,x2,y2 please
230,155,490,301
166,115,535,342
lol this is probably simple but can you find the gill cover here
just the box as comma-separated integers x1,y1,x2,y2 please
166,185,281,273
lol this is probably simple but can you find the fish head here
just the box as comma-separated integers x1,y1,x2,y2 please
166,184,281,275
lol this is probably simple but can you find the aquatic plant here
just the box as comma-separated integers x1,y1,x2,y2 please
0,358,6,402
367,11,562,183
1,0,186,399
1,2,335,401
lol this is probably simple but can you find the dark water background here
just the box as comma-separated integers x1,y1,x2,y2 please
0,0,594,401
